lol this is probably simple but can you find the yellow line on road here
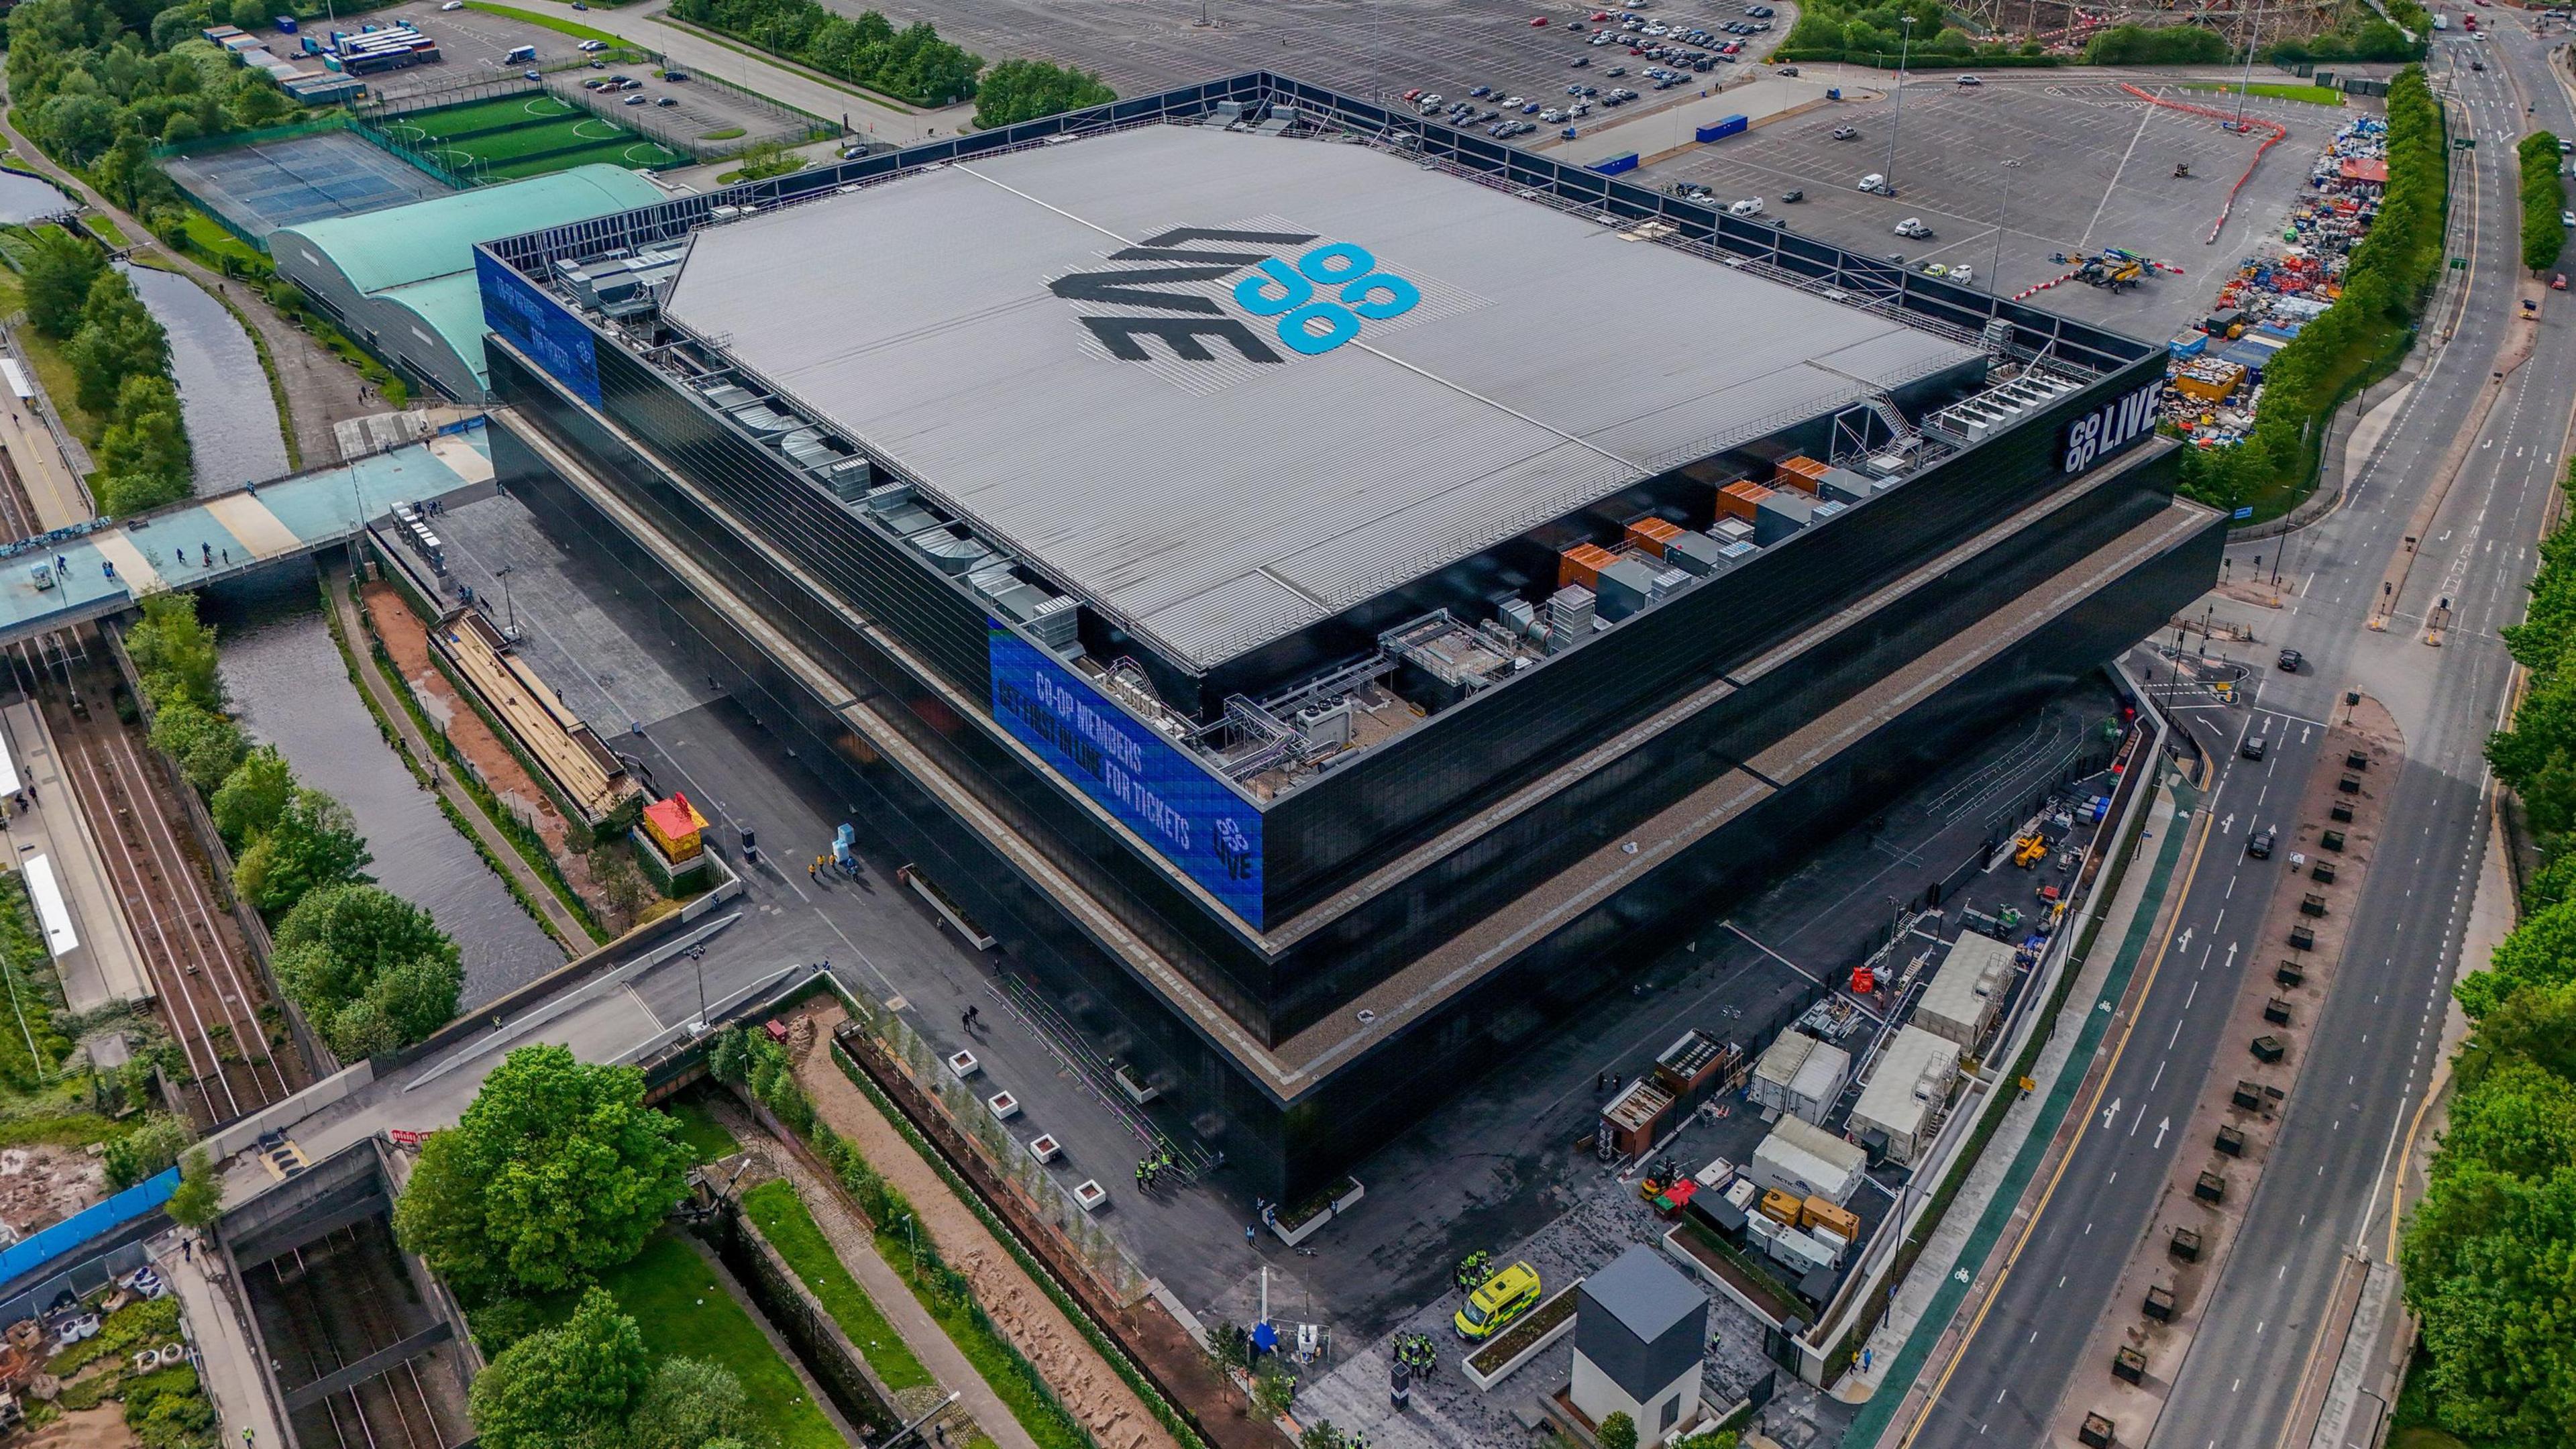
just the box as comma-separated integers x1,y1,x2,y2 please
1896,786,2216,1448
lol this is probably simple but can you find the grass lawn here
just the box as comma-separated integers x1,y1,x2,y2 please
594,1233,847,1449
170,208,267,274
2388,1432,2472,1449
871,1216,1094,1449
82,214,128,247
661,1091,741,1162
699,125,746,141
465,2,631,48
2184,81,2346,106
741,1179,936,1392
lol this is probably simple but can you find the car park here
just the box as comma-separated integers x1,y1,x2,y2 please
1892,217,1931,237
1832,125,1858,140
625,93,648,105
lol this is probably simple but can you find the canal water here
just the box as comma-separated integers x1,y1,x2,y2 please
119,264,290,494
207,567,563,1010
0,170,72,225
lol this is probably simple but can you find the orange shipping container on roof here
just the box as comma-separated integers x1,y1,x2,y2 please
1560,543,1617,590
1625,517,1683,556
1775,456,1829,492
642,792,708,861
1717,480,1772,521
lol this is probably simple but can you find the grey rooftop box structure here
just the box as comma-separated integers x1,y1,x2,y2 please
1574,1245,1711,1442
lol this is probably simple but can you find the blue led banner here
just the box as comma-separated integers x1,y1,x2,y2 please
988,624,1264,927
477,252,602,408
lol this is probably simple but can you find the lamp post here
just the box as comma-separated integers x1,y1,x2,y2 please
494,564,517,637
1989,157,2022,303
2233,0,2266,130
1882,16,1916,191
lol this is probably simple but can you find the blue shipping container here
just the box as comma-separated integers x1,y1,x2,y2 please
2169,330,2208,358
1695,114,1750,143
1591,152,1640,175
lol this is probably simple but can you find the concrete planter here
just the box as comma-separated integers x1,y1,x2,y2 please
1460,1280,1581,1391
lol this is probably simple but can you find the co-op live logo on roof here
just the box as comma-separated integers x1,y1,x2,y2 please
1051,226,1425,365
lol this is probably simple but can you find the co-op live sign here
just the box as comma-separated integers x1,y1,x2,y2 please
988,625,1266,926
1051,225,1421,366
2060,380,2161,474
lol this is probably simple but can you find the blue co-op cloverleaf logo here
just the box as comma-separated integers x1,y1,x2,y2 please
1053,226,1422,365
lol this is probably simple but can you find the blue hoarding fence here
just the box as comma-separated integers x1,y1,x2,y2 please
1695,115,1750,143
987,625,1265,927
1591,152,1640,175
477,251,601,408
0,1167,180,1296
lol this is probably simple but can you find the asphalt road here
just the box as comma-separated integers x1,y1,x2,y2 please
1890,17,2576,1449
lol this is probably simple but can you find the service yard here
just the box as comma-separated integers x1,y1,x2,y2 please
358,0,633,101
1638,72,2363,339
867,0,1789,119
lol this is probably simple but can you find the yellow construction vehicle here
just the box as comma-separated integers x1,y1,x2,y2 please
2012,835,2048,868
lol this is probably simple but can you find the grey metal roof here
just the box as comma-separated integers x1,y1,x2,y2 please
663,124,1981,671
1581,1243,1707,1346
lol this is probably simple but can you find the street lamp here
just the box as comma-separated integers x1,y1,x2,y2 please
494,564,517,637
2233,0,2267,130
1988,158,2023,305
1882,16,1917,191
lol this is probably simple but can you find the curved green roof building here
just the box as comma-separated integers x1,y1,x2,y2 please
272,164,667,403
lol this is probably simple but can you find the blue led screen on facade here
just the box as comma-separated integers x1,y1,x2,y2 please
988,624,1264,927
478,252,602,407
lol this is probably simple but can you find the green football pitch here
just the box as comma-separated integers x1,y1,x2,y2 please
380,93,684,177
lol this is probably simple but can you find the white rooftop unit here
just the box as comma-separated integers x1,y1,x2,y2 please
1748,1115,1867,1206
1848,1026,1962,1167
1915,932,2017,1050
1785,1039,1852,1127
1749,1030,1819,1115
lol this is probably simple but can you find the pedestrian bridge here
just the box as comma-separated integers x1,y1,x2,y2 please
0,418,493,646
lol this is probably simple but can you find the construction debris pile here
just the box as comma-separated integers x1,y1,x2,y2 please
2162,114,2390,449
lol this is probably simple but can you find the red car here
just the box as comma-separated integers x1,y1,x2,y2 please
1530,15,1549,24
1591,8,1610,16
1403,87,1424,100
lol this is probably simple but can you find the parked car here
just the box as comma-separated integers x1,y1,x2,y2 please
1956,73,1982,85
656,95,678,106
1833,125,1859,140
1949,263,1972,283
1780,187,1803,202
1892,217,1931,237
625,93,649,105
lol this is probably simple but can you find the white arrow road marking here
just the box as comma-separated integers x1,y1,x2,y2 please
2102,1097,2124,1131
2155,1116,2170,1149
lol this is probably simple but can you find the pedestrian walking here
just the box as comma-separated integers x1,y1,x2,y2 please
1246,1224,1257,1246
808,857,819,879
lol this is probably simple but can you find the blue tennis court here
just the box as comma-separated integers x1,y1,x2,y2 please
163,130,453,240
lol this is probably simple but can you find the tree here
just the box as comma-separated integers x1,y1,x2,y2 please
149,3,209,52
1250,1360,1295,1422
211,743,292,845
971,58,1113,130
148,698,246,794
103,1112,193,1188
97,372,193,517
626,1358,757,1449
2458,897,2576,1019
223,0,262,32
165,1148,222,1229
40,91,118,165
468,1287,651,1449
1299,1424,1347,1449
22,229,105,341
125,593,223,712
234,786,370,914
228,70,291,127
1597,1410,1640,1449
1672,1432,1741,1449
68,268,170,417
393,1045,689,1301
272,883,460,1058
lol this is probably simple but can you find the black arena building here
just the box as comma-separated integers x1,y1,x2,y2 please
476,74,2220,1200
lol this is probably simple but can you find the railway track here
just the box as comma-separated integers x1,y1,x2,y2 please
268,1226,451,1449
0,439,300,1126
